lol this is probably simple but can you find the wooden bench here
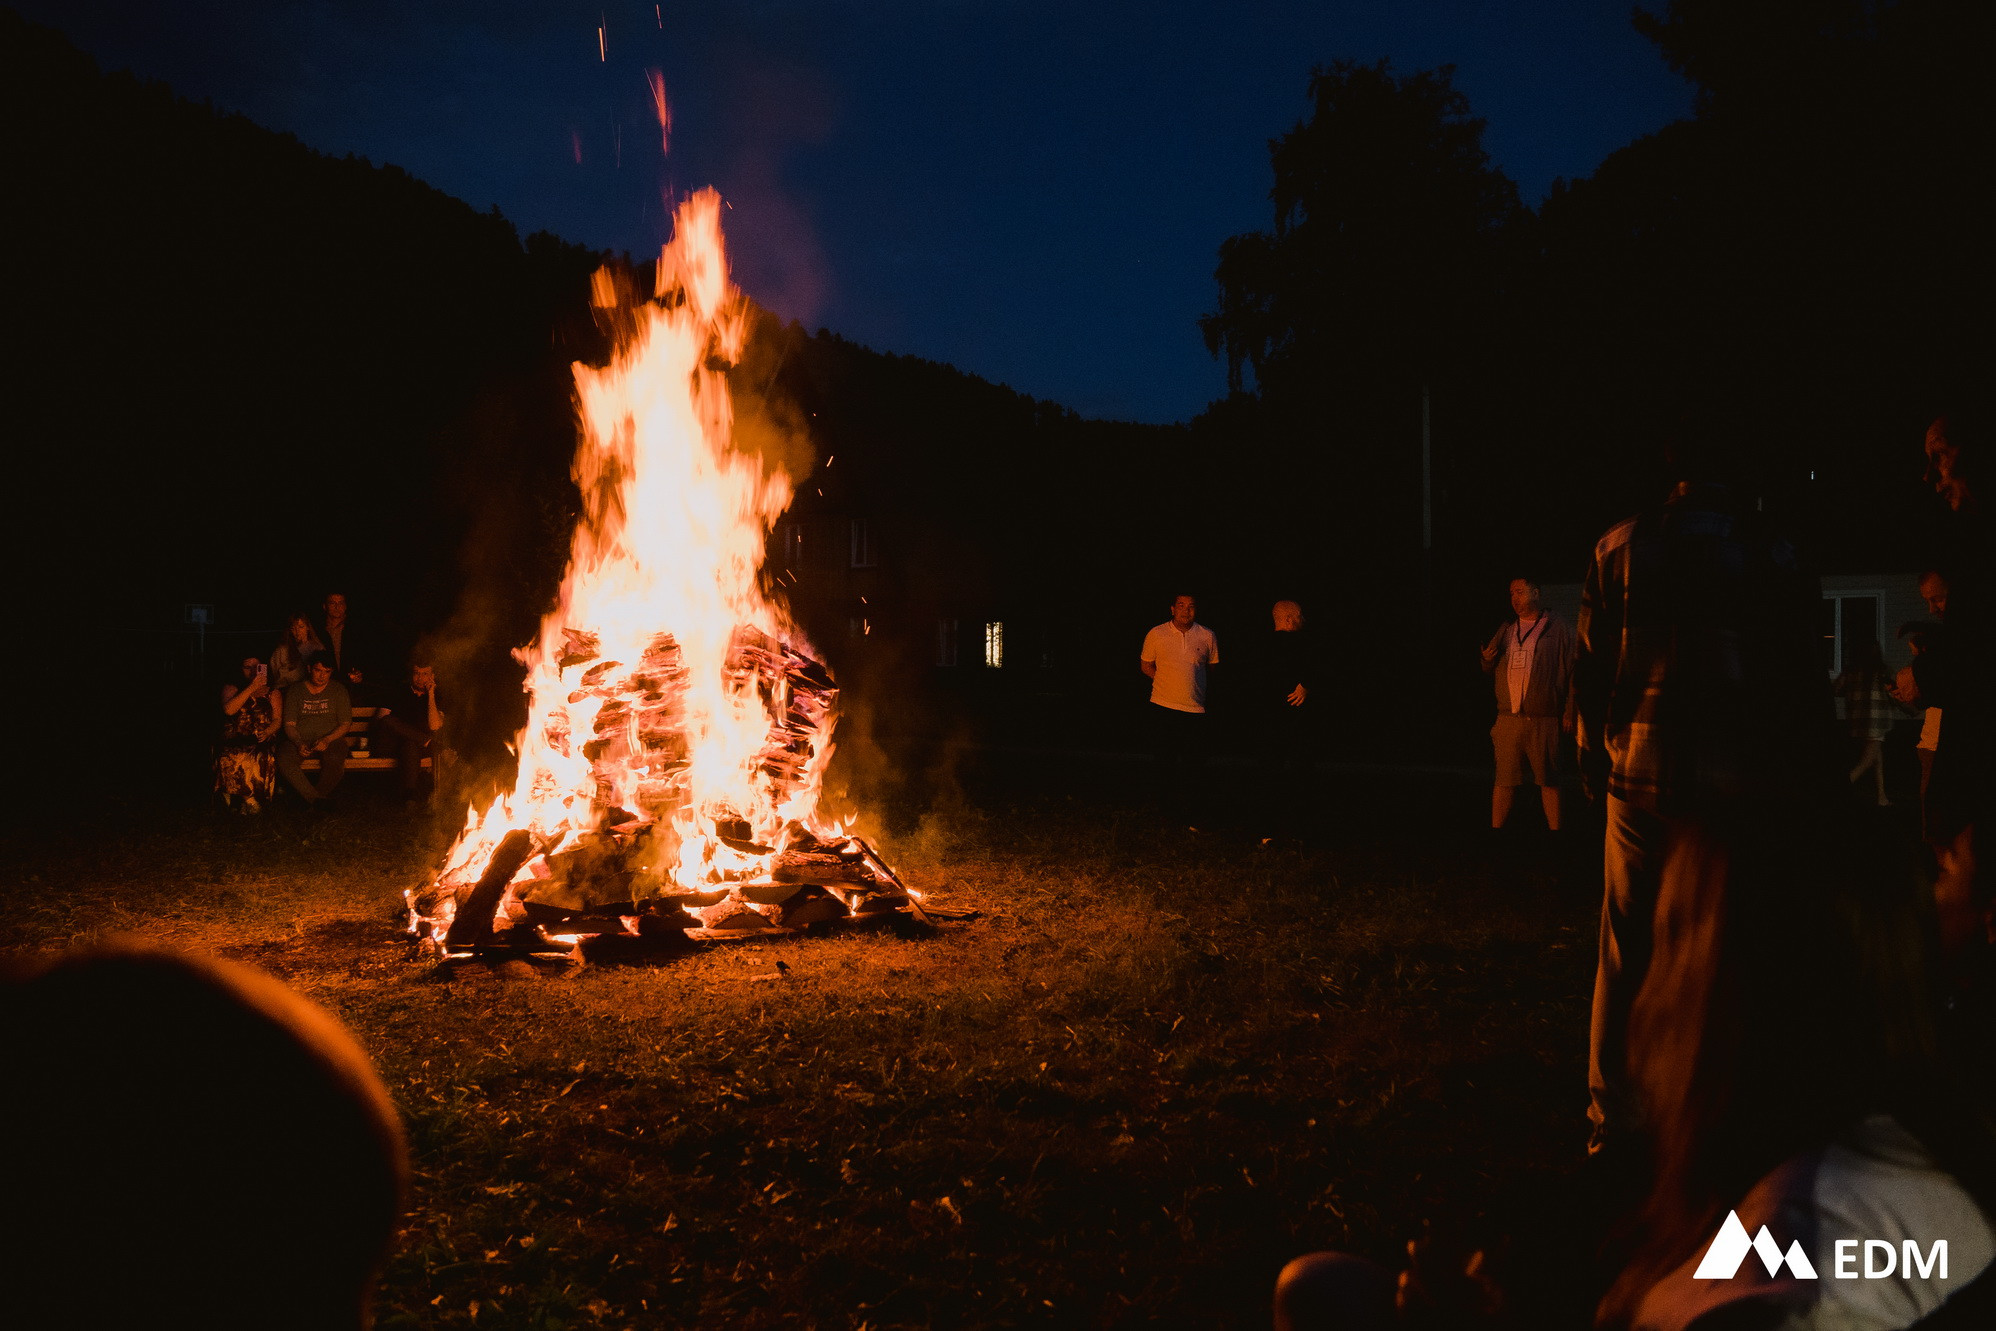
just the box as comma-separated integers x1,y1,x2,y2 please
300,707,433,772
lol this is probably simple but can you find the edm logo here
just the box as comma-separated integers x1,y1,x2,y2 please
1695,1212,1950,1281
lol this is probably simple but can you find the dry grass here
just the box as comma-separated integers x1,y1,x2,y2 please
0,772,1601,1329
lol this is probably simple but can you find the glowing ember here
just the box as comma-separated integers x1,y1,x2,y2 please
408,191,908,954
646,70,672,157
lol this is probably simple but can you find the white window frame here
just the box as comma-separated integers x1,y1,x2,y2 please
1822,589,1884,677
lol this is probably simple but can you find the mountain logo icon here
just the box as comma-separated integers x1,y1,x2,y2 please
1693,1211,1819,1280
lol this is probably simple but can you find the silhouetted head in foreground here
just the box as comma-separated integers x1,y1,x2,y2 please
1925,411,1985,515
1919,568,1951,620
1597,814,1996,1325
0,945,407,1330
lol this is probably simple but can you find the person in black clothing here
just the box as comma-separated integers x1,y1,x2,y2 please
1895,417,1989,907
316,591,366,698
1255,600,1315,833
373,660,447,804
1894,412,1994,1120
1267,600,1311,709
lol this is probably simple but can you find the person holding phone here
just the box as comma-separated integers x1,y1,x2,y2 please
216,656,282,813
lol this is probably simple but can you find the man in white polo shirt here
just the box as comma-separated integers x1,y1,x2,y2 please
1141,593,1220,816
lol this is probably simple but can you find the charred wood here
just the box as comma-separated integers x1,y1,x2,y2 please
638,907,699,936
714,817,772,854
779,887,850,927
443,829,537,948
518,900,631,930
577,931,694,965
771,852,872,884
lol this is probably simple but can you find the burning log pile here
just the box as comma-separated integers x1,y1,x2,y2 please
409,821,926,964
405,622,926,962
403,190,926,966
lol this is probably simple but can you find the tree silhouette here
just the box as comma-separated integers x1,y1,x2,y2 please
1193,59,1530,678
1201,61,1524,410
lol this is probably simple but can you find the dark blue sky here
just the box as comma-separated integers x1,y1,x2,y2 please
22,1,1692,423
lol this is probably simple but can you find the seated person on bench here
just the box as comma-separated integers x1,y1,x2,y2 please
375,660,447,798
277,653,352,807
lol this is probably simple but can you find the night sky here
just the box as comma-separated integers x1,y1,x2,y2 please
19,1,1692,424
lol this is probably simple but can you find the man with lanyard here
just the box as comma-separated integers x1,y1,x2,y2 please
1480,576,1576,833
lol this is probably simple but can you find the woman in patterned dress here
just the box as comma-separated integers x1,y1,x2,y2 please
216,656,282,813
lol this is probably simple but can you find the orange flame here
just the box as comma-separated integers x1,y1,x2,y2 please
427,190,838,934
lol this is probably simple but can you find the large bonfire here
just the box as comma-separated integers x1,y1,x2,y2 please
408,191,916,957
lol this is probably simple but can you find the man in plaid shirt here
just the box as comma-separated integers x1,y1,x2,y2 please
1577,464,1829,1151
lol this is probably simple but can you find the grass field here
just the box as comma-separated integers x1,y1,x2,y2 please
1,762,1606,1329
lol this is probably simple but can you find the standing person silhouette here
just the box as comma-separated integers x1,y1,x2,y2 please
1892,412,1994,1118
1835,635,1900,807
1576,437,1829,1157
317,589,368,698
1252,600,1315,836
1894,569,1952,847
1140,593,1219,823
1480,576,1576,834
1894,414,1990,949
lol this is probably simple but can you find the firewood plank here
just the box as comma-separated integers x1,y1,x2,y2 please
443,829,537,948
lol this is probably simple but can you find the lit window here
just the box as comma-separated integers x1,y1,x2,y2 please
1820,592,1881,676
984,621,1004,668
935,619,958,667
849,518,875,568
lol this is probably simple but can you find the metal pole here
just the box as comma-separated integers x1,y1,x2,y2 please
1420,385,1433,550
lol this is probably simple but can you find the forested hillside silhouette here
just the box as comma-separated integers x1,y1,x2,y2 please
5,1,1989,807
0,12,1189,800
4,11,592,650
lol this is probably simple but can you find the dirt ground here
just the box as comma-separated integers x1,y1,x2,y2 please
1,764,1608,1329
